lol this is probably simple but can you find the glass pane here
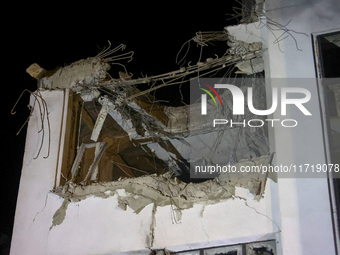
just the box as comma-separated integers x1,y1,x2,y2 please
203,245,241,255
245,240,276,255
175,250,200,255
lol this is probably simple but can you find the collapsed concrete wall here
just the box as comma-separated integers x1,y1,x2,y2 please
53,154,272,228
14,2,282,254
25,8,270,227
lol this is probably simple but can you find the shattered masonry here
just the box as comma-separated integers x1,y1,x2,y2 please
52,155,272,228
27,1,270,222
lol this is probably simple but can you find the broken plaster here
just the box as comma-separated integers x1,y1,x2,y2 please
39,57,110,91
41,4,272,231
50,199,70,230
225,17,265,74
51,155,272,228
235,57,264,75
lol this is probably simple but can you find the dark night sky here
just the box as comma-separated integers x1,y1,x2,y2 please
1,3,238,251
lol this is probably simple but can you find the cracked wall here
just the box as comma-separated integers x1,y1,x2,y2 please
44,178,278,254
11,0,340,254
43,13,270,218
11,2,283,254
52,154,272,229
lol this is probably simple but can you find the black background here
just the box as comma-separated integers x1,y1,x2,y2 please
1,3,238,253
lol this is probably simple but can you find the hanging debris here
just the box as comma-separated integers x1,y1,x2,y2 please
34,43,133,91
53,154,272,229
24,0,271,219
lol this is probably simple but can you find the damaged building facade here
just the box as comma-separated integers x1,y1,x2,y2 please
10,0,340,254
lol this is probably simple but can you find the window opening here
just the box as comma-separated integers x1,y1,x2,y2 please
315,30,340,252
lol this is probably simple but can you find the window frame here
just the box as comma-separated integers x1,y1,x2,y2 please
312,29,340,254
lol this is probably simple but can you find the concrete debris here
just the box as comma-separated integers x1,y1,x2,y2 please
224,18,264,74
39,57,110,91
46,33,268,195
37,43,133,91
90,96,109,142
26,63,47,79
235,57,264,74
33,3,270,226
80,88,100,102
240,0,265,24
78,78,268,179
163,105,190,134
53,154,271,225
228,39,262,57
55,175,233,214
226,0,264,52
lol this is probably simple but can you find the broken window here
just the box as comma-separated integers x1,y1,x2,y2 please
60,90,173,185
20,1,277,228
57,70,269,187
27,1,270,202
153,240,276,255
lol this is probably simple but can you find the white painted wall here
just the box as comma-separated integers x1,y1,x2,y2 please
11,1,340,254
10,90,67,255
10,91,279,255
264,0,340,254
